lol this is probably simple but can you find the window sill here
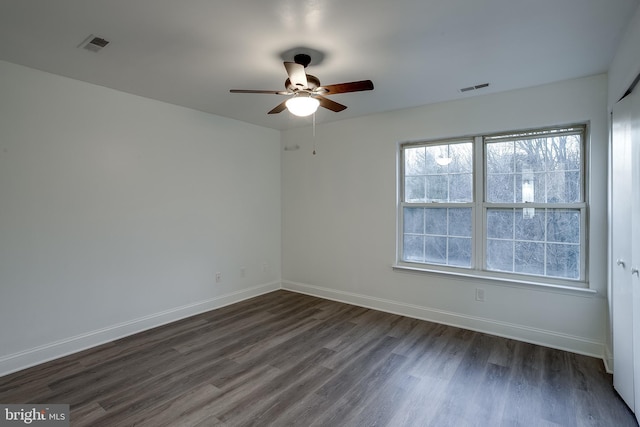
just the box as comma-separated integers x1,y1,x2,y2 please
391,264,597,297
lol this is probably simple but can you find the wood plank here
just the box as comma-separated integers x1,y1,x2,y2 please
0,290,635,426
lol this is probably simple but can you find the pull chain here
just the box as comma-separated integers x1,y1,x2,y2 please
312,112,316,155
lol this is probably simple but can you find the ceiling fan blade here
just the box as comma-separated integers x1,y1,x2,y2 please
230,89,290,95
268,100,288,114
284,62,308,89
319,80,374,95
316,95,347,112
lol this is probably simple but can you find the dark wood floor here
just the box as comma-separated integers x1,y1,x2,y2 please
0,290,636,426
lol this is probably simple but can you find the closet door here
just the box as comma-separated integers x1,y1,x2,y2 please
612,90,635,412
630,87,640,423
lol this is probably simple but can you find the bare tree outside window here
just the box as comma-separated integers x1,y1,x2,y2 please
399,126,586,283
403,141,473,267
485,130,583,279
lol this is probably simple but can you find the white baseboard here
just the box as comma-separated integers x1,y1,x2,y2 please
0,282,281,377
3,280,608,378
603,345,614,373
282,280,606,361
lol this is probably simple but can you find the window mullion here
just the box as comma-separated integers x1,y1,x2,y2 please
474,136,484,270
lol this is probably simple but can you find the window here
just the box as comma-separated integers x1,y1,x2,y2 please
403,140,474,267
398,125,587,285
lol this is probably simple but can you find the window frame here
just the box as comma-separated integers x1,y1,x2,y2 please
396,124,589,288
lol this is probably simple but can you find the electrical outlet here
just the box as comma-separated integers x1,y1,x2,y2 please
475,288,485,302
240,267,246,277
215,272,222,283
262,262,268,273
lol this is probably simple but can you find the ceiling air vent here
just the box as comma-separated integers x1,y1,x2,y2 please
78,35,110,53
459,83,490,93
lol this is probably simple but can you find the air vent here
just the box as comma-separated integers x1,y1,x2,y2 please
459,83,490,93
78,35,110,53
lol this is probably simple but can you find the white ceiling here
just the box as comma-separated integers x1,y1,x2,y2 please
0,0,637,130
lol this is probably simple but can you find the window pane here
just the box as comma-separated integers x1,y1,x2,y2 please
514,241,545,275
403,207,424,234
425,208,447,235
560,135,581,171
515,172,547,203
564,171,581,203
487,174,514,203
404,141,473,203
425,236,447,264
450,173,473,202
487,142,514,174
449,208,472,237
546,243,580,279
547,171,580,203
403,235,424,262
425,175,448,201
487,209,513,239
448,143,473,173
546,209,580,243
449,237,472,267
515,139,546,173
487,132,583,205
486,208,581,279
402,207,472,268
546,135,581,172
425,145,451,174
405,176,425,202
514,209,545,241
487,239,513,272
405,146,426,176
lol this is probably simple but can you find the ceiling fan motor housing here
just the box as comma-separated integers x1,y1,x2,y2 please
286,75,320,92
294,53,312,67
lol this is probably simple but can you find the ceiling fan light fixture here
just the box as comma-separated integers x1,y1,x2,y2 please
286,94,319,117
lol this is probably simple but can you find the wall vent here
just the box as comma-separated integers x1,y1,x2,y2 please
78,35,110,53
459,83,490,93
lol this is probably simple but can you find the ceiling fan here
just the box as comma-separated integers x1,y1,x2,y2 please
230,53,374,117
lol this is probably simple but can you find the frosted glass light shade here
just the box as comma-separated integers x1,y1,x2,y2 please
286,95,320,117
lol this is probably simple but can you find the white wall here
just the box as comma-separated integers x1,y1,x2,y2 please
0,60,282,375
282,74,609,358
608,3,640,109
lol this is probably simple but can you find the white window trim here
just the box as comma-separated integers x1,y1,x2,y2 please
396,125,589,289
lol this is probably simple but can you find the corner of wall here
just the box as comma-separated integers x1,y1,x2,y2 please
608,3,640,108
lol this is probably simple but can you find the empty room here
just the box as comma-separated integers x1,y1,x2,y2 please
1,0,640,426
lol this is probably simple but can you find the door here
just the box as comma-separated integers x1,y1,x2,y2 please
612,85,640,424
612,90,635,411
630,86,640,423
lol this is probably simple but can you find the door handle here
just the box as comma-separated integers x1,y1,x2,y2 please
632,267,639,277
617,259,626,268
